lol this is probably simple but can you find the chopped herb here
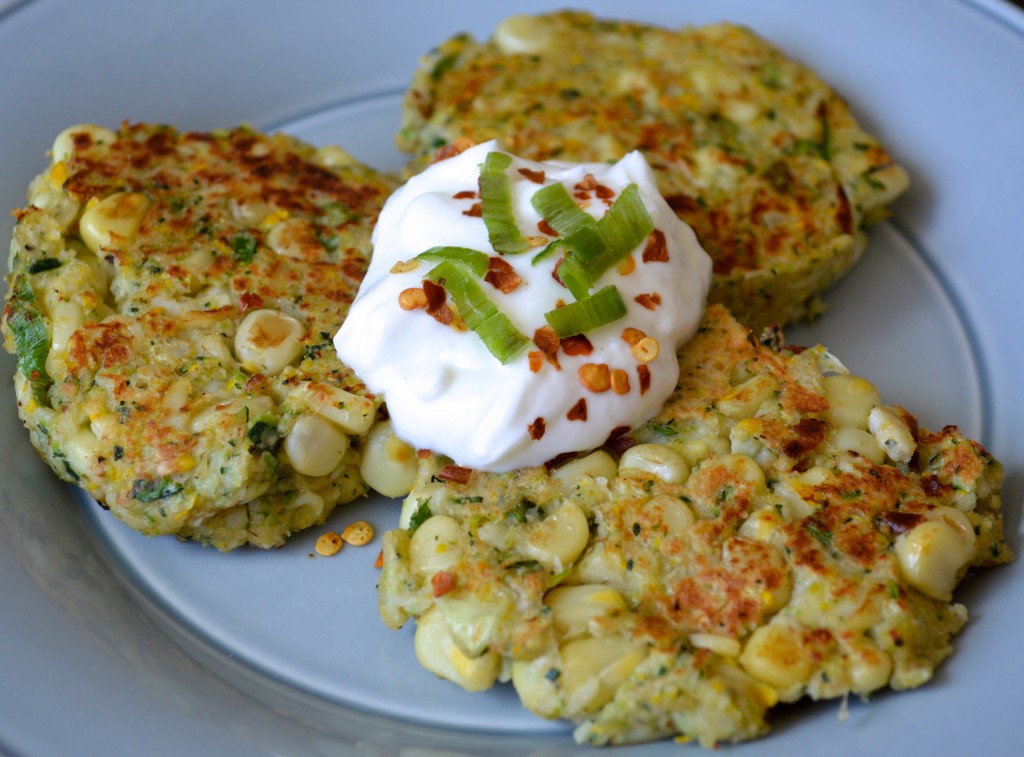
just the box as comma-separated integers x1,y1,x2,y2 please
131,477,183,503
27,258,63,274
232,232,257,263
247,419,281,454
407,499,432,534
632,522,641,536
646,421,677,436
113,445,124,461
806,523,833,548
6,278,52,406
545,667,561,682
507,499,538,524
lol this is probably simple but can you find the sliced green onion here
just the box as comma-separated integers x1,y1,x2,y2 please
480,152,528,255
417,246,490,277
530,182,597,237
426,261,529,364
596,183,654,258
530,239,563,266
557,183,654,298
544,285,627,338
6,277,52,407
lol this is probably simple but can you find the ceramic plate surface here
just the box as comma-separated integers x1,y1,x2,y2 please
1,2,1022,755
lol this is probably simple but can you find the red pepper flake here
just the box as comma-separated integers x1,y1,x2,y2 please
567,398,588,422
605,426,634,454
417,449,432,459
561,334,593,356
537,219,558,236
431,570,456,597
432,137,476,162
595,183,615,200
576,174,598,191
239,292,264,312
528,417,546,441
528,350,544,373
437,464,473,484
463,202,483,217
634,292,662,310
642,229,669,262
484,256,522,293
637,364,651,395
574,190,592,201
429,304,453,326
422,279,447,311
552,257,566,287
452,190,477,200
421,279,454,325
374,550,384,569
621,327,646,346
533,325,561,370
518,167,545,184
545,451,579,471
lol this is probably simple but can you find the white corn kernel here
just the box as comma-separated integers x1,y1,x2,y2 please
843,636,892,695
868,406,916,463
831,426,885,464
739,620,810,690
315,145,357,168
266,217,323,259
618,443,690,484
493,14,553,54
823,374,880,430
79,192,151,254
690,633,742,657
414,607,500,692
544,584,628,640
409,514,464,578
716,453,768,495
234,309,305,376
738,506,784,542
284,413,349,477
559,636,647,714
716,374,779,419
161,377,192,413
894,507,976,601
551,450,618,493
645,493,695,535
49,301,84,354
524,502,590,572
51,124,116,162
188,395,273,434
287,380,377,435
359,420,418,498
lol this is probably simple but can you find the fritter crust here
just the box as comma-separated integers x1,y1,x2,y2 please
397,11,910,329
2,122,397,550
378,305,1011,746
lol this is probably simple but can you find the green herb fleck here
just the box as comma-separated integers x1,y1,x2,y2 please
131,477,183,503
232,232,258,263
407,499,432,534
27,258,63,274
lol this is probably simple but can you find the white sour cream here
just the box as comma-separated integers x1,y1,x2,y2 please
334,141,710,471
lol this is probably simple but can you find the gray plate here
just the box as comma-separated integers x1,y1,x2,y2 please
1,1,1022,755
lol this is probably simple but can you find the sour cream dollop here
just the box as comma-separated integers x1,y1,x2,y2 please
335,141,711,471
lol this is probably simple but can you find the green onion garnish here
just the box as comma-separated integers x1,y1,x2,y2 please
417,246,490,277
480,152,528,255
530,182,597,237
532,182,654,300
425,261,529,364
544,285,627,338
